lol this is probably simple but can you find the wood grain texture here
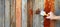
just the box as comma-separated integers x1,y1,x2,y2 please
27,0,33,27
0,0,5,27
16,0,22,27
33,0,44,27
5,0,10,27
22,0,27,27
10,0,16,27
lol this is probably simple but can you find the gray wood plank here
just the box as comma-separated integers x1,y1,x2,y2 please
55,0,60,27
33,0,44,27
22,0,27,27
0,0,5,27
5,0,10,27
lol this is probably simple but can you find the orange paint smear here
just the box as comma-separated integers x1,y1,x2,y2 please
44,0,54,27
29,8,33,15
27,8,33,27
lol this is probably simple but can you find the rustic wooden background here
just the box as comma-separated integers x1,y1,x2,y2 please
0,0,21,27
0,0,60,27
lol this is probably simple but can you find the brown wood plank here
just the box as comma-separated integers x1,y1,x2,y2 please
16,0,22,27
27,0,33,27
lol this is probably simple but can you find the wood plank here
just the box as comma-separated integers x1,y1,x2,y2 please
0,0,5,27
27,0,33,27
5,0,10,27
10,0,16,27
33,0,44,27
22,0,27,27
16,0,22,27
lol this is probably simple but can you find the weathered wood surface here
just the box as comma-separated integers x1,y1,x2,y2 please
27,0,33,27
0,0,60,27
33,0,44,27
22,0,27,27
10,0,16,27
16,0,22,27
0,0,5,27
5,0,11,27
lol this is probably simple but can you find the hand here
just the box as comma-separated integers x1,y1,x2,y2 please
46,12,56,20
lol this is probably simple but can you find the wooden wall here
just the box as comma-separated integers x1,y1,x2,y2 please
33,0,44,27
16,0,22,27
10,0,16,27
22,0,44,27
0,0,21,27
0,0,16,27
0,0,60,27
0,0,5,27
22,0,27,27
